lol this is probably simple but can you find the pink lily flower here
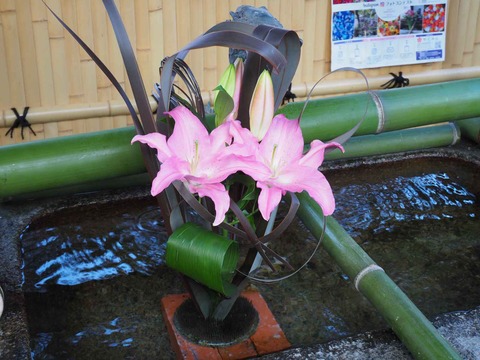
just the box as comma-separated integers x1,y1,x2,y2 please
245,114,343,221
131,105,253,226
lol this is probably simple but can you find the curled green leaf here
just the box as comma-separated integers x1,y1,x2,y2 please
166,223,239,296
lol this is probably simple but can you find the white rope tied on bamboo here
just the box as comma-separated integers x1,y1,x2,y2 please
354,264,385,291
449,122,461,145
0,285,4,319
369,90,386,134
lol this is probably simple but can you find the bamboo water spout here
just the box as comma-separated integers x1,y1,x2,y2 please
296,192,462,360
456,118,480,143
0,127,144,200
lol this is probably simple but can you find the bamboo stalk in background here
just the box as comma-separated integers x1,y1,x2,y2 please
295,192,462,360
278,78,480,142
297,66,480,98
456,118,480,143
325,123,460,161
0,99,158,127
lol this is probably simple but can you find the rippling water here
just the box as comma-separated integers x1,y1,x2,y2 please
334,171,477,237
21,200,168,291
21,157,479,358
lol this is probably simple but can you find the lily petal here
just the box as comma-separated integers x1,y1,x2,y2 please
190,154,256,184
222,119,259,158
231,58,244,119
257,181,284,221
246,113,338,217
166,106,210,162
131,133,171,163
190,182,231,226
209,121,232,153
275,165,336,216
258,115,303,169
151,159,188,196
300,140,344,169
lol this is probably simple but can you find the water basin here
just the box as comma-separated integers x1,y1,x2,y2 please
16,153,480,359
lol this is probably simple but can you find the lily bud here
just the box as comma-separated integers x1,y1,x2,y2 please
213,59,244,127
231,58,244,119
249,69,274,141
214,63,236,104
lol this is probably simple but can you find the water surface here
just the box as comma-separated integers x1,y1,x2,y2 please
21,157,480,359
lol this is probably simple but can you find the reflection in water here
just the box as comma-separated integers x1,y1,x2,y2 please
334,172,477,237
21,158,479,359
21,203,167,291
71,317,135,347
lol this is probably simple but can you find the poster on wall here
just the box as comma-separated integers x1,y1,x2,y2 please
331,1,448,70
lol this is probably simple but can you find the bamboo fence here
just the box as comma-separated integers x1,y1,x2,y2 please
1,0,480,145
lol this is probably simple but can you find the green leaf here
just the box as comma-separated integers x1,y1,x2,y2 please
213,85,234,127
166,223,239,297
237,183,257,209
226,173,257,210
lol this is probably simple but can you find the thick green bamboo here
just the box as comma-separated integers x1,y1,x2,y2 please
296,192,461,360
0,123,464,199
1,79,478,199
0,127,144,200
278,78,480,142
325,123,460,160
456,117,480,143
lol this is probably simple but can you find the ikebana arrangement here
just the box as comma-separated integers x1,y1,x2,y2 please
10,2,469,358
45,0,357,323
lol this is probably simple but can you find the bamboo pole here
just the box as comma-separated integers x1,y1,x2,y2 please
298,66,480,98
325,123,461,161
0,120,466,200
295,193,462,360
1,79,478,199
0,99,158,128
279,78,480,142
0,127,144,201
456,117,480,143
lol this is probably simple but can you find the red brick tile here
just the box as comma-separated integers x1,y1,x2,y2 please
161,291,290,359
243,290,291,355
217,339,257,359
